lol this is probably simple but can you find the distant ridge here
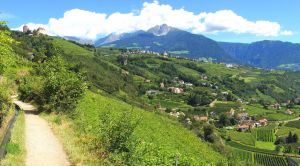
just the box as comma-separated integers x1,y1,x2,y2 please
95,24,235,63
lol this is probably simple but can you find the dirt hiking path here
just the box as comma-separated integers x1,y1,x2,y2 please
14,100,70,166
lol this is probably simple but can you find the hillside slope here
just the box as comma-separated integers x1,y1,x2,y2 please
74,91,227,165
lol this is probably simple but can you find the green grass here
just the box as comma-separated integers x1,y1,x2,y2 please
245,104,274,116
210,101,241,115
285,120,300,129
227,141,276,154
267,113,296,121
52,38,93,57
276,126,300,137
73,91,226,165
255,141,276,151
245,104,296,121
0,111,26,166
228,131,256,146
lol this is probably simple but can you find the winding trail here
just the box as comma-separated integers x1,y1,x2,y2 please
13,100,70,166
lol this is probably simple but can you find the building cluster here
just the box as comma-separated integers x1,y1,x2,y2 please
168,87,184,94
172,77,194,87
22,25,46,35
126,49,169,57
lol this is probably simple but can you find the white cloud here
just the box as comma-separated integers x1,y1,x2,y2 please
14,1,293,40
280,30,293,36
195,10,282,37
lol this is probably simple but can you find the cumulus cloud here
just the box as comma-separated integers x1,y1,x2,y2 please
14,1,293,40
280,30,293,36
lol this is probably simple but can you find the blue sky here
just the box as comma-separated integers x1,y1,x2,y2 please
1,0,299,43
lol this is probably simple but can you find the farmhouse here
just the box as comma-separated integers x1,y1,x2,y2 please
169,111,185,118
258,118,268,126
201,75,208,80
146,90,159,94
185,82,193,87
168,87,184,94
273,103,281,110
236,112,249,121
178,80,185,85
194,115,208,122
184,118,192,125
237,123,252,132
226,108,236,117
144,79,151,83
284,109,294,115
163,51,168,56
222,91,229,96
121,70,129,75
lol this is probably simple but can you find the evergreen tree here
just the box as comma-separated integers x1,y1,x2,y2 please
293,133,299,143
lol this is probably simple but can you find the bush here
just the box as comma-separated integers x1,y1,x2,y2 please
96,109,140,153
18,56,87,112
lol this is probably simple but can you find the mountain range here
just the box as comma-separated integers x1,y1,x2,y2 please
218,41,300,70
95,24,234,63
69,24,300,70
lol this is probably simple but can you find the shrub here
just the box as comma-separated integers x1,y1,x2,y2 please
96,109,140,153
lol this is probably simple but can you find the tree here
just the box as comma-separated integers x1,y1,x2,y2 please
293,133,299,143
188,89,214,106
117,54,128,65
218,114,230,127
19,56,87,112
285,145,292,153
287,131,293,143
203,125,215,143
275,145,284,154
40,57,87,112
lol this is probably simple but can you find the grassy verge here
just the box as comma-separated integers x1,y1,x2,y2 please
227,141,276,155
41,112,105,166
0,111,26,166
255,141,276,151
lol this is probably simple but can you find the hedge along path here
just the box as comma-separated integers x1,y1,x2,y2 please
13,100,70,166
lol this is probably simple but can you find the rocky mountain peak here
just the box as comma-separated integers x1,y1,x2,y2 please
147,24,174,36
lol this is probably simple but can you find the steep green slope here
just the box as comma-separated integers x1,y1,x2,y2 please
52,38,140,98
74,91,227,165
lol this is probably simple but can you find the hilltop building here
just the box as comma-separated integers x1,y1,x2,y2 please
37,27,46,35
23,25,29,33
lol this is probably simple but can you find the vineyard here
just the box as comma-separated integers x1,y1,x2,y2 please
254,153,288,166
229,146,288,166
227,130,256,146
252,127,276,142
230,147,254,163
